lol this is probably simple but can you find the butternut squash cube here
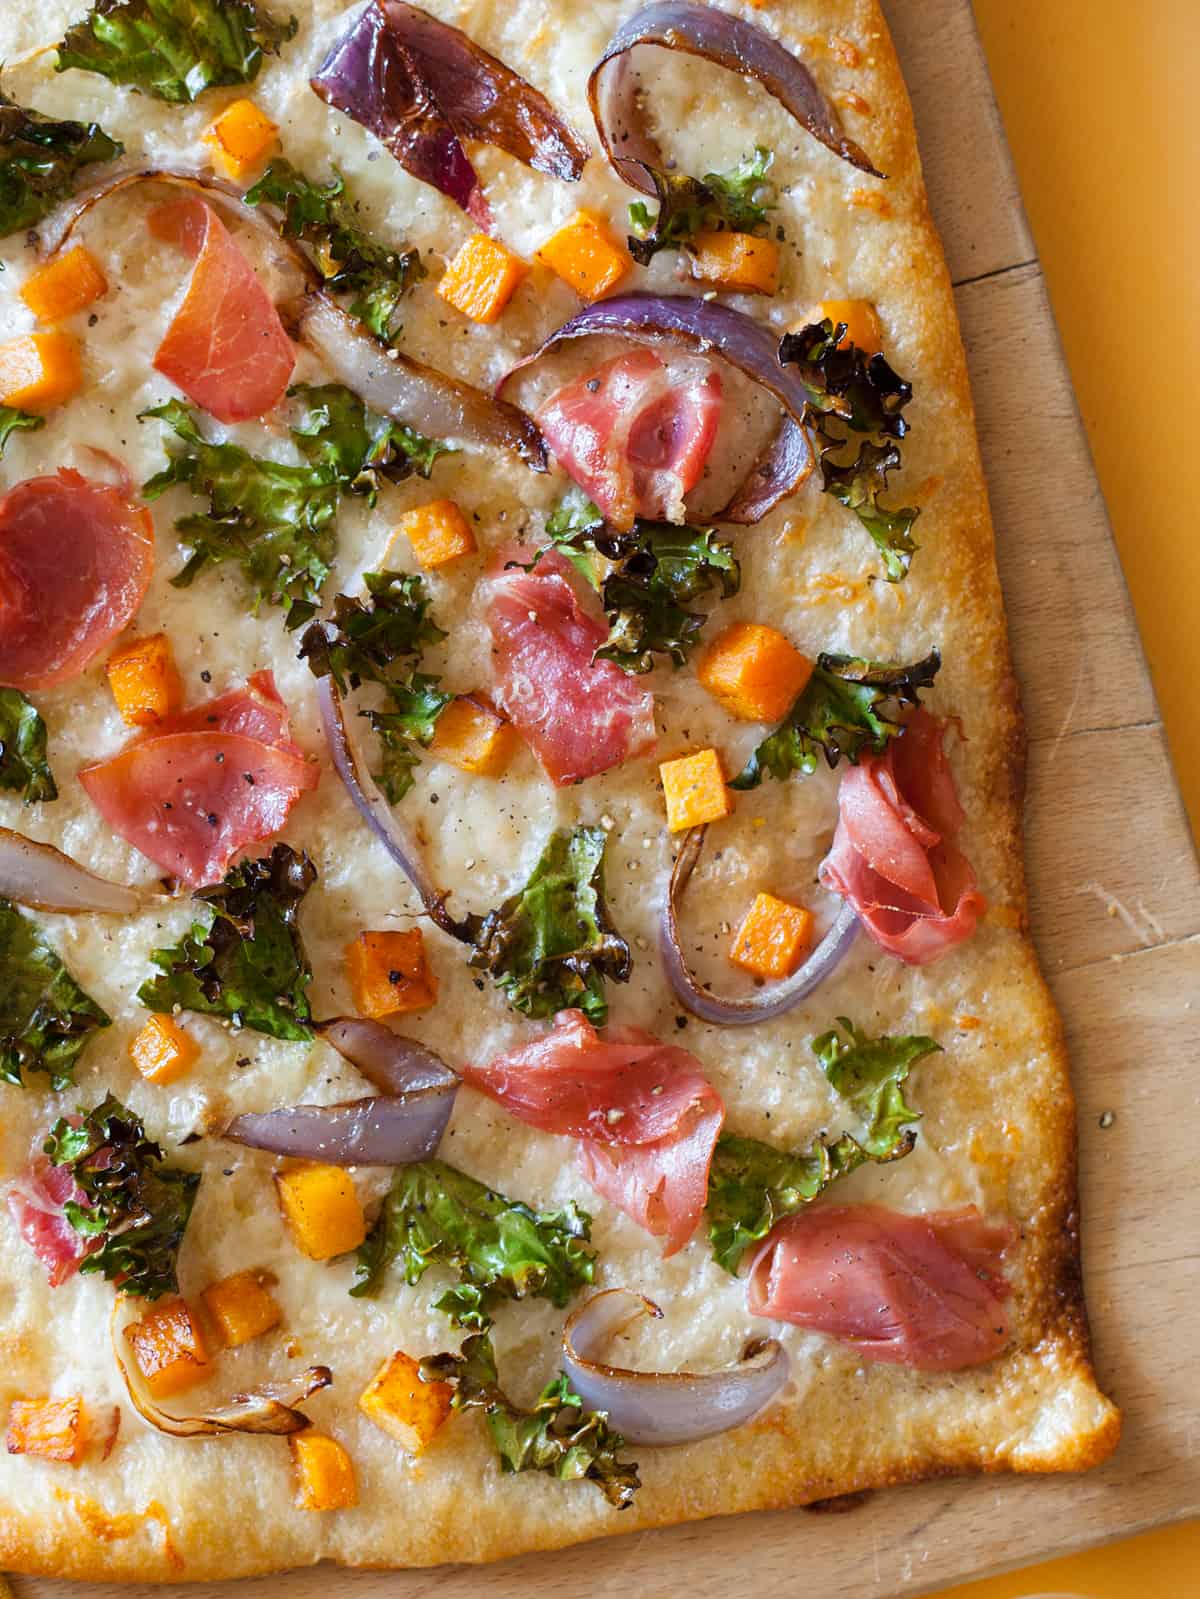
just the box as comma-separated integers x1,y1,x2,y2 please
428,695,520,777
275,1165,366,1260
698,622,814,723
289,1431,358,1511
536,209,632,301
660,748,733,832
0,332,82,413
106,632,184,727
359,1350,452,1454
345,929,438,1019
20,246,108,324
437,233,528,324
729,891,814,979
394,499,477,569
201,1269,281,1348
688,230,780,295
6,1396,87,1465
802,298,883,356
202,98,279,181
129,1013,199,1086
124,1299,211,1399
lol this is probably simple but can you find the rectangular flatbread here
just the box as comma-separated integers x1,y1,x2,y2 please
0,0,1119,1580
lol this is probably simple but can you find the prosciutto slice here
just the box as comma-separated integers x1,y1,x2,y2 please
7,1158,95,1289
483,561,656,786
150,197,295,423
0,470,154,691
464,1009,724,1256
819,709,986,964
536,350,722,530
748,1203,1013,1371
79,674,317,888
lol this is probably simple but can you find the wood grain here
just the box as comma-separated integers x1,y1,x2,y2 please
13,0,1200,1594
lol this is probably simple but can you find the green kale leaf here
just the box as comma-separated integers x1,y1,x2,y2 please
45,1093,199,1299
137,844,315,1041
351,1158,596,1330
420,1333,639,1509
463,825,631,1026
246,161,425,342
0,92,123,239
289,383,447,496
730,649,941,789
629,146,775,265
0,689,57,804
0,899,110,1089
819,437,920,583
298,570,451,803
539,491,739,674
0,407,45,456
56,0,297,104
706,1018,939,1273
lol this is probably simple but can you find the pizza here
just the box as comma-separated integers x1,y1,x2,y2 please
0,0,1120,1581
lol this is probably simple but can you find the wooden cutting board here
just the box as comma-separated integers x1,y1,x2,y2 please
16,2,1200,1594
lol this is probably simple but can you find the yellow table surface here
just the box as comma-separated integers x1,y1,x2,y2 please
945,2,1199,1594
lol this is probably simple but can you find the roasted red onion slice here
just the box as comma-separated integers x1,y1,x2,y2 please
312,0,587,229
0,828,165,914
562,1289,789,1446
317,676,468,939
588,1,881,193
316,1016,457,1095
497,293,813,521
662,826,859,1025
111,1303,330,1437
297,292,546,471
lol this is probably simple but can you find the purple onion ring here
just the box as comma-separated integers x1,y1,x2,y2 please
662,826,859,1025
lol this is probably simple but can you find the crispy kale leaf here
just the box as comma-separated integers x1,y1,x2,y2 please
137,844,315,1041
420,1333,639,1509
731,649,941,789
142,391,444,629
706,1018,939,1273
629,146,775,265
246,160,424,341
540,491,739,674
45,1093,199,1300
0,690,57,804
299,570,451,803
352,1158,596,1330
780,317,920,581
0,899,109,1089
464,825,631,1026
0,92,122,239
56,0,297,104
0,407,45,456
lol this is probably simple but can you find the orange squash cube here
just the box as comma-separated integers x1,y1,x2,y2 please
0,332,82,413
359,1350,452,1454
698,622,814,723
660,748,733,832
393,499,477,570
125,1300,211,1400
428,695,520,777
275,1165,366,1261
128,1013,200,1086
201,1269,281,1348
536,209,632,301
688,230,780,295
106,632,184,728
6,1397,88,1465
438,233,528,324
803,298,883,356
20,246,108,324
345,929,438,1019
729,892,814,979
289,1431,358,1511
201,97,279,181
